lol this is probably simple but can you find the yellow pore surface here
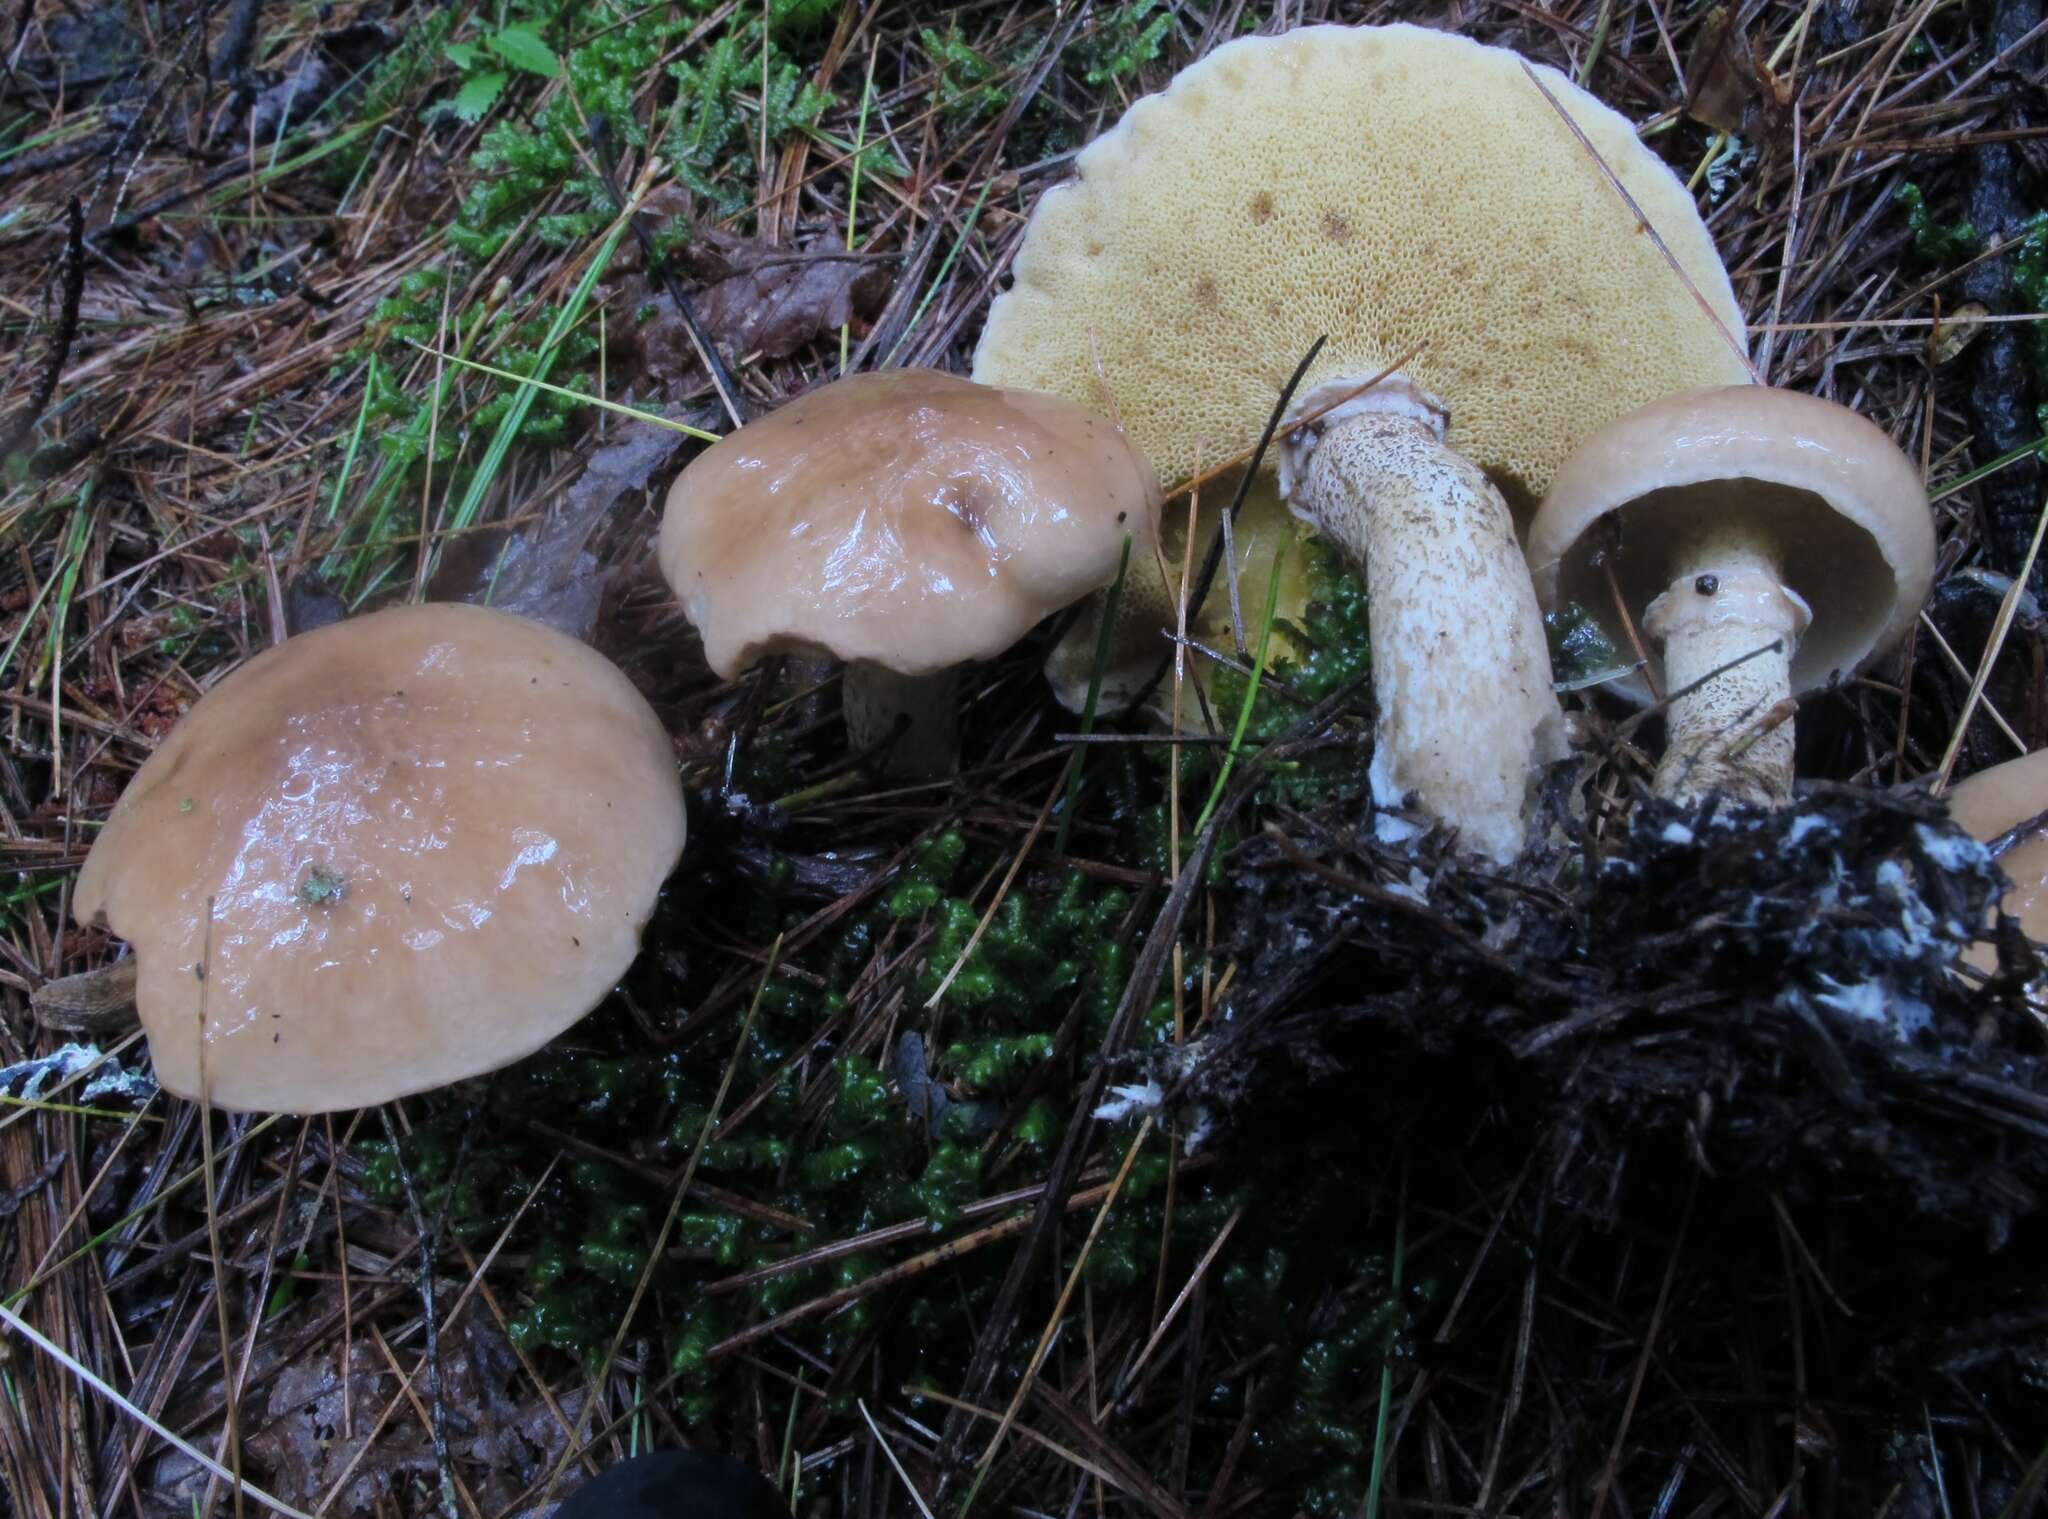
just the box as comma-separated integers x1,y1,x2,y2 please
974,23,1753,517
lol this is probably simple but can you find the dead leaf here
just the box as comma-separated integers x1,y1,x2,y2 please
429,421,685,640
243,1311,584,1517
1685,7,1754,136
1684,8,1796,144
1932,303,1990,366
605,231,891,399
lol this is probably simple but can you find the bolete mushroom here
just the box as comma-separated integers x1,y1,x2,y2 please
1945,749,2048,979
973,22,1752,863
69,603,686,1113
658,368,1161,780
1526,386,1935,806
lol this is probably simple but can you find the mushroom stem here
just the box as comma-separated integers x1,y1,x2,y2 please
843,662,961,781
1642,531,1812,807
1279,379,1565,864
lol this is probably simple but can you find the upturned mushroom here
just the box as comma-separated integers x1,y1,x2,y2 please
973,22,1752,863
1945,749,2048,979
65,602,686,1113
1526,386,1935,807
658,368,1161,780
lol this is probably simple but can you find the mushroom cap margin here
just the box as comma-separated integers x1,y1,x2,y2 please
1526,385,1934,703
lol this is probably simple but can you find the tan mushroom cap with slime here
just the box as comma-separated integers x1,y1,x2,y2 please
73,603,687,1113
659,369,1161,776
1946,749,2048,976
660,369,1159,677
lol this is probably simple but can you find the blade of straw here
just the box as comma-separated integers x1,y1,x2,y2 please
1519,60,1761,383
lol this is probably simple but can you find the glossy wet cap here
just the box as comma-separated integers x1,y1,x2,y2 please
973,23,1750,517
72,603,686,1113
552,1451,789,1518
658,369,1162,678
1526,386,1935,703
1945,749,2048,973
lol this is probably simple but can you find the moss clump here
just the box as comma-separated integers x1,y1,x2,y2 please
1131,540,1371,858
357,825,1201,1427
1894,182,1977,265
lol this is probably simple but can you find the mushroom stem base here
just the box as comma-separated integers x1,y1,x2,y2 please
1643,539,1811,807
844,663,961,781
1281,383,1565,864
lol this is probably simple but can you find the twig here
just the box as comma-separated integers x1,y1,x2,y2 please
586,115,749,427
0,197,84,462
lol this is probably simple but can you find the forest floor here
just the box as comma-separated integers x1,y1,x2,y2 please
2,0,2047,1515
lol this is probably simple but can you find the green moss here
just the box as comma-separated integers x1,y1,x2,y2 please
357,831,1170,1409
1895,182,1977,265
1546,601,1622,686
1170,539,1372,825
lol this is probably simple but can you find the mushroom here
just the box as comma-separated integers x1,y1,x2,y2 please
69,603,686,1113
972,22,1752,863
1945,749,2048,979
1526,386,1935,807
658,368,1162,780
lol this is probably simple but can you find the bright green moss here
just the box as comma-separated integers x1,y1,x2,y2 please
1895,182,1978,265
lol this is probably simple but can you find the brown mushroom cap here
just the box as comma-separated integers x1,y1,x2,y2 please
972,22,1750,517
1526,386,1935,703
658,370,1161,679
1946,750,2048,972
72,603,686,1113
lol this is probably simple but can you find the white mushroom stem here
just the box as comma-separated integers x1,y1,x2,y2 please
1642,532,1812,807
1279,378,1565,865
843,662,961,782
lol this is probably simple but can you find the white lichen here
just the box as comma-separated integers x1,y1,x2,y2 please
1786,814,1829,847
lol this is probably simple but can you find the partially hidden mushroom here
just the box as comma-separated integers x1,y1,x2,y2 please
1945,749,2048,980
67,602,686,1113
973,22,1752,863
1527,386,1935,807
658,369,1162,780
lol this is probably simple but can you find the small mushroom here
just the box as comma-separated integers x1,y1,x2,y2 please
973,23,1752,862
1945,749,2048,978
69,603,686,1113
1527,386,1935,807
658,369,1161,780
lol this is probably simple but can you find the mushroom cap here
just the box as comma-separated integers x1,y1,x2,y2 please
658,369,1162,679
971,22,1750,519
1526,386,1935,703
1946,749,2048,972
73,603,686,1114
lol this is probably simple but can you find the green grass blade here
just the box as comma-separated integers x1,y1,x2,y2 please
1193,550,1284,837
439,194,647,557
880,176,993,369
402,342,721,441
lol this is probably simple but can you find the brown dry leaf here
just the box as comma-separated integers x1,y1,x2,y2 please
1684,7,1755,136
428,421,685,639
606,229,891,399
1683,8,1795,144
241,1310,584,1517
1932,303,1990,366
